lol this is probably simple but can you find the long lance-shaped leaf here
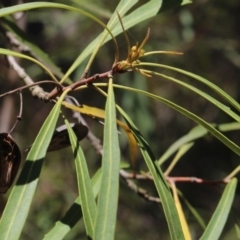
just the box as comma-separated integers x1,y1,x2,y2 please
94,79,120,240
112,0,162,34
0,2,114,34
138,62,240,112
44,160,128,240
77,82,240,157
43,168,102,240
142,70,240,123
200,178,237,240
0,89,71,240
218,122,240,132
117,106,184,240
105,84,240,157
65,119,97,238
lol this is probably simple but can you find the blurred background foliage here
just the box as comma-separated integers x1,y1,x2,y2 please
0,0,240,239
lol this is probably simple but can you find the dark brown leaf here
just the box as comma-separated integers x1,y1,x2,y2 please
25,123,89,152
0,133,21,194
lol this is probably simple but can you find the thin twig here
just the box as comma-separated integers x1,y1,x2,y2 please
166,176,230,184
4,55,63,100
123,175,161,203
47,70,113,100
0,80,62,99
6,31,32,54
7,55,47,99
9,91,22,134
121,172,230,184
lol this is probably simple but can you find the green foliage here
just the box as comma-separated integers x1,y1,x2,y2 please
0,0,239,239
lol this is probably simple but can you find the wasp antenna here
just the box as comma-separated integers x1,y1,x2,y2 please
139,28,150,51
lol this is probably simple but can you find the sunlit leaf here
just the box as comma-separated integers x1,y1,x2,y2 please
117,106,185,240
140,70,240,123
65,119,96,238
171,182,191,240
62,102,138,168
94,79,120,240
138,62,240,112
43,168,102,240
0,89,70,240
107,83,240,157
218,122,240,132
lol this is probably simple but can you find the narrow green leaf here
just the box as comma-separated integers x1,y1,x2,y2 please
117,106,185,240
139,62,240,112
43,197,82,240
44,168,102,240
200,178,237,240
0,1,190,84
0,89,70,240
94,79,120,240
114,0,162,32
218,122,240,132
146,71,240,123
0,2,116,83
44,151,128,239
65,119,97,238
0,2,109,23
109,84,240,157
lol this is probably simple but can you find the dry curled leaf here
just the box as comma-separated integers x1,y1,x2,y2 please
0,133,21,194
47,122,88,151
25,123,89,152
